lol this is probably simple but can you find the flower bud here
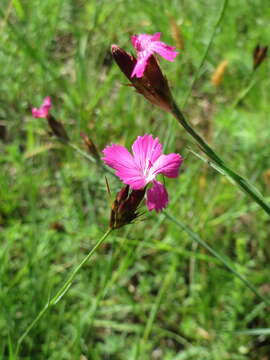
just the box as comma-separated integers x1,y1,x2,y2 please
31,97,69,141
47,114,69,141
80,132,100,160
253,45,268,70
110,185,146,229
0,123,6,141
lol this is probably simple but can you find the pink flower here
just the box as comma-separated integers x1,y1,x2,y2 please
102,134,183,212
32,96,52,118
131,32,178,78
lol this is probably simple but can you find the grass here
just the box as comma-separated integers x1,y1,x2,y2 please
1,0,270,359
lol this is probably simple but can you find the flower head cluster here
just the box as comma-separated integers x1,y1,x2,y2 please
131,32,178,78
102,134,182,212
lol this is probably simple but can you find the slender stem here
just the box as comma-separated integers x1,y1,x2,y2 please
68,142,96,163
64,132,269,305
16,228,112,356
66,141,116,177
142,258,176,343
172,102,222,164
170,0,270,215
170,101,270,215
182,0,229,108
164,212,270,307
51,228,112,304
232,69,256,108
0,0,12,34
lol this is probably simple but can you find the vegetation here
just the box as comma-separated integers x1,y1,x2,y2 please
0,0,269,358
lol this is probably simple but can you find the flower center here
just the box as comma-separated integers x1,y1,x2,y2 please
143,159,154,182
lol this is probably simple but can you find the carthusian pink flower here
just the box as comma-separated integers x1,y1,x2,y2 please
131,32,178,78
102,134,183,212
31,96,69,141
111,45,174,112
32,96,52,118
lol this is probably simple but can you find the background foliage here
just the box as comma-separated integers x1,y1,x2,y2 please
0,0,270,359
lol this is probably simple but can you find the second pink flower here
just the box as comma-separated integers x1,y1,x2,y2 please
102,134,183,212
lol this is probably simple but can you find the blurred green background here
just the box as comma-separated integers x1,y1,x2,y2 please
0,0,270,359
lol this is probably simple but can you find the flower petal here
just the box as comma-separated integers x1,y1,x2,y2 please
102,144,145,189
131,35,139,49
151,42,178,61
32,96,52,118
151,153,183,178
131,34,152,51
151,32,161,42
130,32,179,77
43,96,52,107
132,134,162,174
131,58,148,78
146,180,168,212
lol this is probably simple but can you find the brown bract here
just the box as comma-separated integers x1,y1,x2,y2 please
47,114,69,141
253,45,268,70
110,185,146,229
80,132,100,160
111,45,174,112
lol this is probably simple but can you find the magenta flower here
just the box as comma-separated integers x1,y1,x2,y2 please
102,134,183,212
131,32,178,78
32,96,52,118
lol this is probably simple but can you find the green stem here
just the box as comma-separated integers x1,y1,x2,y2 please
66,141,116,177
164,212,270,307
171,101,270,215
232,69,256,108
182,0,229,108
16,228,112,356
170,0,269,215
63,133,270,306
68,142,96,163
142,258,176,343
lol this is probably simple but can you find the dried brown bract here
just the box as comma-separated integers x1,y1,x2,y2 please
80,132,100,160
253,45,268,70
47,114,69,141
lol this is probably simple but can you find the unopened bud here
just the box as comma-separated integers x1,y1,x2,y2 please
110,185,145,229
111,45,174,112
0,123,6,141
111,45,137,80
80,132,100,160
47,114,69,141
253,45,268,70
